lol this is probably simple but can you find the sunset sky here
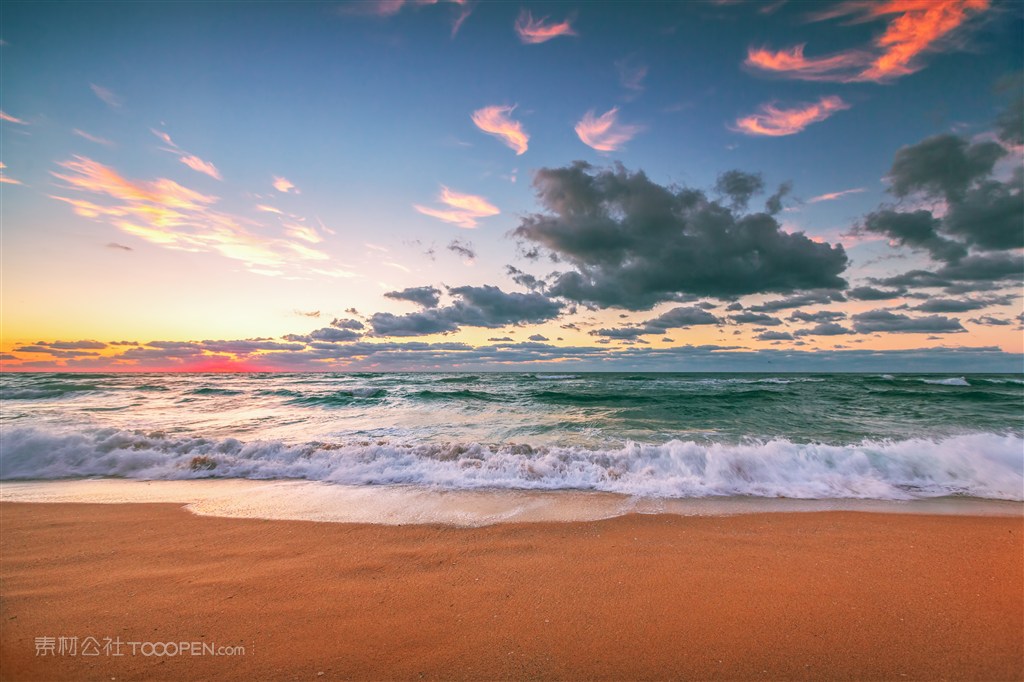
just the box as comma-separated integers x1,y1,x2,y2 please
1,0,1022,372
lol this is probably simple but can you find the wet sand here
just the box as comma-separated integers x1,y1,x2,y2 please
1,502,1021,681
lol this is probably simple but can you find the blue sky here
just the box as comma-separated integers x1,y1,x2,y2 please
1,0,1022,371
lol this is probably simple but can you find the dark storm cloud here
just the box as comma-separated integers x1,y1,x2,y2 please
853,105,1023,270
968,315,1014,326
330,318,365,330
384,286,442,308
847,286,906,301
793,322,854,337
748,289,846,312
714,170,764,210
851,309,965,334
757,331,794,341
370,285,562,337
888,134,1005,203
911,295,1015,313
592,305,719,339
505,266,545,292
995,73,1023,145
513,162,848,309
729,312,783,326
872,254,1024,293
788,310,846,323
859,210,967,263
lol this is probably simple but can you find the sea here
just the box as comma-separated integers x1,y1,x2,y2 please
1,372,1022,524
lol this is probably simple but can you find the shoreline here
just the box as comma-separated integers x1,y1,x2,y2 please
1,501,1021,680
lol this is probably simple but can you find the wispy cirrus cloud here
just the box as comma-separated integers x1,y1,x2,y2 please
733,96,849,136
179,154,222,180
514,9,576,44
471,105,529,155
615,57,648,95
72,129,113,146
745,0,990,83
0,162,23,185
340,0,473,37
49,156,339,275
90,83,124,108
0,111,27,125
807,187,867,203
414,187,499,229
575,107,643,152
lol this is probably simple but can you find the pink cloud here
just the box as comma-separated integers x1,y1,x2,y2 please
179,154,222,181
414,187,499,228
733,96,850,137
0,161,23,185
1,111,27,125
273,176,298,193
574,107,643,152
471,105,529,155
807,187,867,203
514,9,576,44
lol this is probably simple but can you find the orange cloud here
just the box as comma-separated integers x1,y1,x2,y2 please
50,156,333,274
745,0,989,83
514,10,576,44
179,154,222,180
733,96,849,137
0,162,22,185
414,187,499,228
575,107,643,152
471,105,529,155
1,111,27,125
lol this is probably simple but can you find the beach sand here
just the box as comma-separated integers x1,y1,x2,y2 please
1,502,1021,681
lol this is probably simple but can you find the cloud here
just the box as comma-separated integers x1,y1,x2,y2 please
793,322,855,336
749,290,847,312
385,286,442,308
273,176,298,193
90,83,123,108
471,105,529,155
789,309,847,323
1,111,28,124
447,238,476,261
331,317,365,330
733,96,849,137
528,334,549,341
179,155,222,181
295,310,321,318
854,123,1023,267
757,331,795,341
72,129,113,145
807,188,866,203
575,107,643,152
414,187,499,228
911,295,1014,313
848,286,905,300
50,156,334,274
0,161,22,185
851,309,966,333
615,57,648,94
514,162,848,309
968,315,1013,326
745,0,991,83
729,312,783,326
106,242,133,251
514,9,576,44
715,170,765,210
370,285,562,336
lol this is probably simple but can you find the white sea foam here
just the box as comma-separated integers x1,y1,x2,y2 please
923,377,970,386
2,426,1021,502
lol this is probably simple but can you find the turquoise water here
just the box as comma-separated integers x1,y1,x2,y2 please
1,372,1022,500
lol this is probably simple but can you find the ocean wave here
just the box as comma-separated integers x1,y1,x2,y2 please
413,389,503,402
2,426,1020,501
286,388,387,406
922,377,970,386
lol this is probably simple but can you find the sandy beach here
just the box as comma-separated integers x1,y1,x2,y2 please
1,502,1021,681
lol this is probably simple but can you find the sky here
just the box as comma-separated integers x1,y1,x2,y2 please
1,0,1022,372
